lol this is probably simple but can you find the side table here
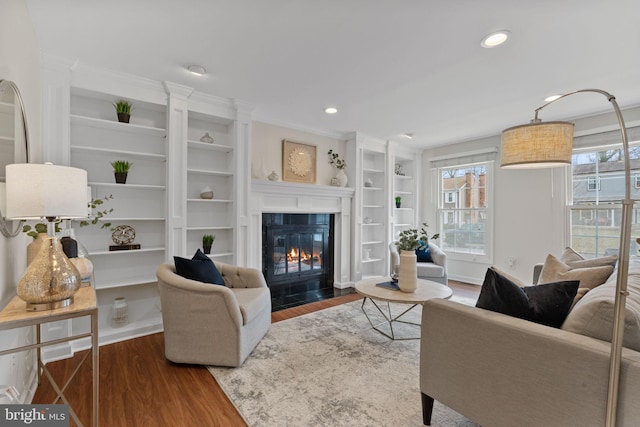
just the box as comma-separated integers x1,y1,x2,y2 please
0,287,99,426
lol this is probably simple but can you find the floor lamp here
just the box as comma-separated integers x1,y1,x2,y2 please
501,89,630,427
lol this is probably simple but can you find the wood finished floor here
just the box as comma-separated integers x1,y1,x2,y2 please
32,281,478,427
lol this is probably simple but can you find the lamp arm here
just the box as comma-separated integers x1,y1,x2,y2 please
0,212,23,238
534,88,630,427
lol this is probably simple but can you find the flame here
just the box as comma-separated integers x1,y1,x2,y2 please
287,247,320,264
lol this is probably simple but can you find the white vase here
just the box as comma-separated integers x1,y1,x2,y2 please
398,250,418,293
334,169,348,187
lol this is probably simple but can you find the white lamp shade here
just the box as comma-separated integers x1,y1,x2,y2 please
5,163,88,220
501,121,574,168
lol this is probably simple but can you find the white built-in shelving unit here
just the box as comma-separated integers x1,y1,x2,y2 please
69,87,168,344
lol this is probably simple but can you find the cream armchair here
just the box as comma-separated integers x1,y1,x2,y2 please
156,262,271,367
389,242,448,285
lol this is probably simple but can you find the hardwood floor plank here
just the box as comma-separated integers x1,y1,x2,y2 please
32,283,478,426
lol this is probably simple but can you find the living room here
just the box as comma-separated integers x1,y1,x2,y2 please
2,1,640,426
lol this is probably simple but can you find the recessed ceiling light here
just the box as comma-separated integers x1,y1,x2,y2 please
545,94,562,102
480,30,511,48
186,65,206,76
402,133,414,139
324,107,338,114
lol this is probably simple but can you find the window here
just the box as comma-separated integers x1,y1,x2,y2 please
587,177,600,191
570,144,640,257
444,192,455,204
437,162,492,261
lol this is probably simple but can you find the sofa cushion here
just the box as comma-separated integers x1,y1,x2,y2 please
416,243,433,263
476,267,579,328
560,247,618,269
416,263,445,278
562,273,640,351
173,249,224,285
538,254,613,290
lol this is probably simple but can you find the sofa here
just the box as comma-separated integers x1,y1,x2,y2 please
389,242,448,285
420,258,640,426
157,261,271,367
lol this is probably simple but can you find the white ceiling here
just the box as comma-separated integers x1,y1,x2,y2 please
25,0,640,148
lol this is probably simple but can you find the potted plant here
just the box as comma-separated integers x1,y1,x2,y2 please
202,234,215,254
111,160,132,184
395,223,439,293
114,100,132,123
327,149,348,187
395,196,402,208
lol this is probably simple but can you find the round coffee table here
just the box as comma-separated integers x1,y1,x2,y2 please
355,277,453,340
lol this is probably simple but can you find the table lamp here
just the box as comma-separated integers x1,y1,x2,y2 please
5,163,88,311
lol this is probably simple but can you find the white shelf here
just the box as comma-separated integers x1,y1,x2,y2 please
187,140,234,153
394,223,412,227
363,186,384,191
362,223,384,227
0,135,12,142
98,316,163,346
208,252,234,258
96,217,165,221
71,114,166,136
187,198,233,203
88,181,166,191
186,226,234,231
88,246,165,256
362,274,386,280
363,205,384,208
362,258,383,264
186,168,233,177
396,207,414,211
95,277,158,290
363,167,385,174
71,145,166,161
362,240,385,245
395,190,412,195
394,174,413,180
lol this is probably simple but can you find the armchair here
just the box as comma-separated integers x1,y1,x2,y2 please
156,261,271,367
389,242,448,285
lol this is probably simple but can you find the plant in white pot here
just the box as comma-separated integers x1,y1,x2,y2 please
395,223,439,292
327,149,347,187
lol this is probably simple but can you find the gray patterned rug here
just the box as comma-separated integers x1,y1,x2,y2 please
208,297,480,426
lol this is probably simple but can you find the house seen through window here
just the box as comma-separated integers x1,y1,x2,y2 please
438,163,489,257
571,144,640,257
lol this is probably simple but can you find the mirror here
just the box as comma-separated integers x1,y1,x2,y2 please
0,79,30,237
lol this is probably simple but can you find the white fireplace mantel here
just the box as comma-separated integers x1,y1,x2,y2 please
249,180,355,288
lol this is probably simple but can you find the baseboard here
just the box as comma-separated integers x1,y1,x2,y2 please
448,274,483,286
333,281,354,289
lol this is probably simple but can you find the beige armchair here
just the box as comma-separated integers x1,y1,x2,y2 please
389,242,448,285
156,261,271,367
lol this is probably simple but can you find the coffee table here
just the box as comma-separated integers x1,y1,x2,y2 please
355,277,453,340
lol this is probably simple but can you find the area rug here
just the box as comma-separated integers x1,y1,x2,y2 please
208,297,480,426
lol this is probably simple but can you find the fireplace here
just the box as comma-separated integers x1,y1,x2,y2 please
262,213,335,310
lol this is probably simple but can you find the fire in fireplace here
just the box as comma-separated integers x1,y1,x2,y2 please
262,213,335,310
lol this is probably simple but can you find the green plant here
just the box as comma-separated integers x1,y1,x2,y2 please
395,222,440,252
111,160,132,173
113,100,132,114
22,195,114,238
327,149,346,170
202,234,215,246
80,194,114,229
395,196,402,203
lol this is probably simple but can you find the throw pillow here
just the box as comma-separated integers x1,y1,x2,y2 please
476,267,579,328
415,245,433,263
538,254,613,290
174,249,224,285
560,247,618,269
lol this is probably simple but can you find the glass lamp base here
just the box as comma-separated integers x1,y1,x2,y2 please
25,296,74,312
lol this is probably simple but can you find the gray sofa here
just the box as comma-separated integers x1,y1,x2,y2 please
420,259,640,426
389,242,448,285
157,262,271,367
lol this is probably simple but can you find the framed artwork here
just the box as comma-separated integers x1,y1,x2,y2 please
282,140,316,184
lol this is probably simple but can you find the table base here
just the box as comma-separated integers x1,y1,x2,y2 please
360,297,421,340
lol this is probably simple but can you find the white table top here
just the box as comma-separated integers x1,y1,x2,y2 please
355,277,453,304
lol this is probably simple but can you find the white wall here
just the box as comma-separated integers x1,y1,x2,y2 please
423,104,640,286
251,121,347,186
0,0,42,403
